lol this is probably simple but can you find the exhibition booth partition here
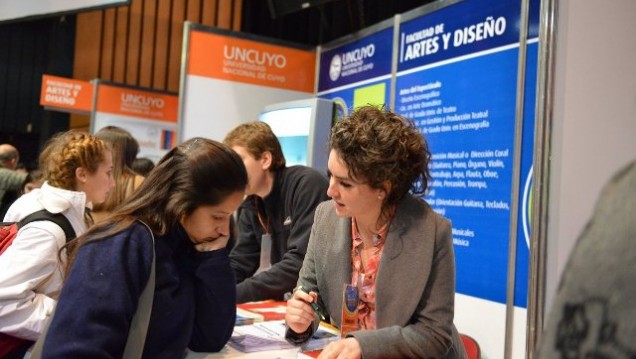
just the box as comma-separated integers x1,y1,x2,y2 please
312,0,539,357
179,0,539,356
40,0,542,356
40,76,178,163
177,23,317,144
89,80,178,163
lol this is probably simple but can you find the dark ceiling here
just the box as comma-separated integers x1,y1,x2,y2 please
241,0,435,47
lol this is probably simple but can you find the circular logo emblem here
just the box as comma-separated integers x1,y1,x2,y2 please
329,54,342,82
522,165,533,249
333,97,348,119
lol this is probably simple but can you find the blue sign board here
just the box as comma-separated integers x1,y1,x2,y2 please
317,0,540,307
398,0,521,72
318,27,394,93
319,79,391,119
397,49,518,303
395,0,539,305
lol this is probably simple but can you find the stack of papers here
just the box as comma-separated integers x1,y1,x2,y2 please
228,321,294,352
227,320,340,353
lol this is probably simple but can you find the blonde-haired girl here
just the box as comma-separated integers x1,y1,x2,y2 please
0,130,114,358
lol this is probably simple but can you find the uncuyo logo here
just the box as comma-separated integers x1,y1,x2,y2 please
329,54,342,82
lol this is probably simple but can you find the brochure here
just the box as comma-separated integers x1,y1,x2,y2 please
227,320,340,353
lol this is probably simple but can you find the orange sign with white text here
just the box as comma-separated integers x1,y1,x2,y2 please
188,30,315,93
96,84,178,123
40,75,93,113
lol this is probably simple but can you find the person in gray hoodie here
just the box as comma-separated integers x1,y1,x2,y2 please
537,159,636,359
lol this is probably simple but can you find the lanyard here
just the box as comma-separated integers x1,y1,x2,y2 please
254,197,269,235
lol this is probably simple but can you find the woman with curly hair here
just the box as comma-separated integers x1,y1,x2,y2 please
285,105,466,359
0,131,114,358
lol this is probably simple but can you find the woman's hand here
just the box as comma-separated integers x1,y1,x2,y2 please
285,288,318,334
318,338,362,359
194,235,230,252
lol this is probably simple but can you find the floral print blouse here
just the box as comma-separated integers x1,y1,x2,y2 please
350,216,392,330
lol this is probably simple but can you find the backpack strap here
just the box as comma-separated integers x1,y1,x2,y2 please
18,209,76,241
122,220,155,358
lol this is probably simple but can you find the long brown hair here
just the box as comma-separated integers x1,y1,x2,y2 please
93,126,141,213
62,137,248,275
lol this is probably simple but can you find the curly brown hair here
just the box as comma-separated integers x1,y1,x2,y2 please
329,105,431,208
39,131,110,191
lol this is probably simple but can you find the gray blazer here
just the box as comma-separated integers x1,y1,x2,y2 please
291,195,466,359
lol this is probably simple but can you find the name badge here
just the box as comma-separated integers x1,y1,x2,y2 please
340,283,359,337
255,234,272,274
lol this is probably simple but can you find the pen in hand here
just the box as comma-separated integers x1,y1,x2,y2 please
296,286,326,322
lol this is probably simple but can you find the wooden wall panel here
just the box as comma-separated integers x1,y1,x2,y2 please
201,0,217,26
113,6,130,83
187,0,202,23
232,0,242,31
153,0,171,89
217,0,232,29
138,0,157,88
71,0,243,102
100,9,116,80
74,12,102,81
167,0,186,92
126,0,143,84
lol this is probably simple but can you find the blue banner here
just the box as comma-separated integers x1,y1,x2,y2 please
394,0,541,305
397,48,518,303
319,79,391,118
317,0,540,307
318,27,394,93
398,0,521,72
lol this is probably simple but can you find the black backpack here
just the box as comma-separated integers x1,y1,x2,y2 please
0,209,76,357
0,209,76,255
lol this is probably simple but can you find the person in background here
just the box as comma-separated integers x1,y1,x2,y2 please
92,126,145,222
224,121,329,303
0,144,31,219
0,131,114,359
285,106,466,359
0,144,21,171
23,168,44,193
536,159,636,359
132,157,156,177
39,138,247,358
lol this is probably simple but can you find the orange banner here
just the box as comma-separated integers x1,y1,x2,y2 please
40,74,93,113
96,84,178,123
188,30,315,93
